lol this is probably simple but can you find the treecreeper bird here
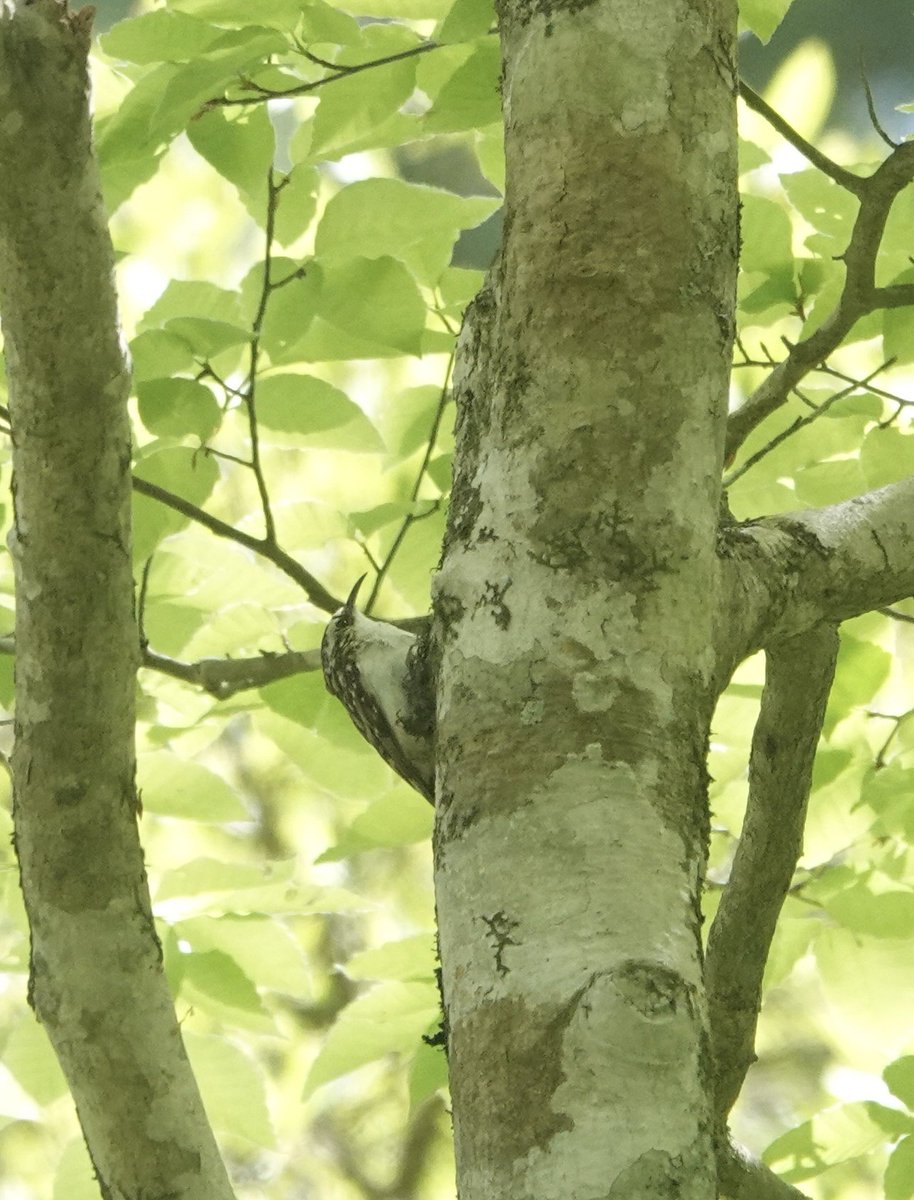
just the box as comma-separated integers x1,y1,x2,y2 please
320,577,436,803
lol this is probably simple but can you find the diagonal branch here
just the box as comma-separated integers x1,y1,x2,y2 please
718,1139,811,1200
205,38,443,110
364,352,454,614
142,645,320,697
726,131,914,462
738,82,865,195
706,625,839,1118
717,475,914,668
131,475,342,613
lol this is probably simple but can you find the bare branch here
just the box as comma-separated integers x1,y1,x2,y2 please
738,82,866,195
723,361,889,486
131,475,342,614
718,477,914,668
718,1139,811,1200
726,134,914,462
204,38,443,110
859,65,898,151
241,170,288,544
365,353,453,614
142,645,320,698
706,626,838,1117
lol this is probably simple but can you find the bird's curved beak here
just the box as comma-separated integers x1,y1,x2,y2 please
345,574,368,610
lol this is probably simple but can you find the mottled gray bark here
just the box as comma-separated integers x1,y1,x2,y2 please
433,2,739,1197
0,3,234,1197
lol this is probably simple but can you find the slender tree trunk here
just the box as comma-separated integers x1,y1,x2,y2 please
0,3,234,1196
433,2,738,1196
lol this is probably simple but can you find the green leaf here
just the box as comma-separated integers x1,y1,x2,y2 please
860,425,914,489
163,317,250,359
180,601,285,658
438,0,495,43
885,1057,914,1112
251,262,320,363
373,385,445,457
168,0,306,28
318,790,433,859
299,0,362,45
102,9,223,64
140,279,246,330
174,915,312,995
861,766,914,840
825,877,914,938
184,1032,275,1147
826,635,891,724
303,981,441,1096
3,1015,68,1105
346,934,437,982
186,106,275,220
883,276,914,365
129,329,196,382
780,169,858,246
309,49,417,159
738,138,770,174
408,1038,449,1107
138,752,249,822
154,856,297,904
764,1102,913,1180
316,178,498,284
137,378,222,440
295,256,428,359
816,927,914,1053
98,30,288,207
424,39,501,132
52,1140,98,1200
474,122,505,192
793,458,865,506
255,373,383,449
132,445,220,562
740,194,794,272
340,0,449,16
181,948,267,1016
886,1135,914,1200
740,0,797,44
273,163,319,246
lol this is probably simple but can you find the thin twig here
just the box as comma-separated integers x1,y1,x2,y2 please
243,169,287,544
859,61,898,150
737,81,866,195
141,644,321,698
726,138,914,461
204,39,444,110
366,354,454,613
724,361,889,486
131,475,341,613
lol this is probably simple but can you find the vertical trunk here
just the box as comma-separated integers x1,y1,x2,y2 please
433,2,738,1196
0,4,233,1196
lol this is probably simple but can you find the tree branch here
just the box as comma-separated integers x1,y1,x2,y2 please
706,626,839,1117
726,137,914,462
142,645,320,697
205,37,443,110
0,3,235,1196
718,1139,811,1200
737,82,866,195
131,474,342,613
717,476,914,670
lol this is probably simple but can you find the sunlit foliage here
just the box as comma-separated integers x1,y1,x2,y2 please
0,1,913,1197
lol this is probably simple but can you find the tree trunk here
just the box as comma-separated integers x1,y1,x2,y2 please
0,3,234,1196
433,2,738,1196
